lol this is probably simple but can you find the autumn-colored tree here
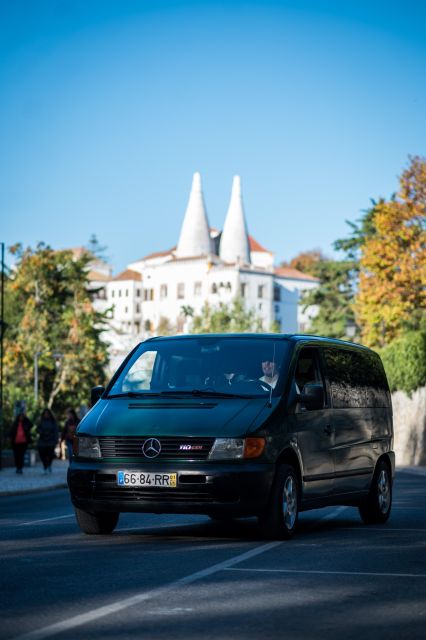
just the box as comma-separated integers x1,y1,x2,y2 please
287,249,328,276
355,156,426,347
3,244,109,425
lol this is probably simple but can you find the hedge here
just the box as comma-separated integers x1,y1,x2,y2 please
381,331,426,395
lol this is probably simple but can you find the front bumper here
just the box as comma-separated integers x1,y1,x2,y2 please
68,460,275,517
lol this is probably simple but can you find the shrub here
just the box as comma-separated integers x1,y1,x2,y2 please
381,331,426,395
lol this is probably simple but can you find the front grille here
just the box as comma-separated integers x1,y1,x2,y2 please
99,436,215,461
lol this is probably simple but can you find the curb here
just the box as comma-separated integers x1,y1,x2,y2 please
397,466,426,477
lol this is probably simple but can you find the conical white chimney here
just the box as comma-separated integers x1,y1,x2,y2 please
176,172,213,258
219,175,251,264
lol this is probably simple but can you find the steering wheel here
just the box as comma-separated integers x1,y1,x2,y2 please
233,378,272,392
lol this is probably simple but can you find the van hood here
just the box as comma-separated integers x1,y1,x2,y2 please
78,396,271,438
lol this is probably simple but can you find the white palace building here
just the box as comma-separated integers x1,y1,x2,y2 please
95,173,318,364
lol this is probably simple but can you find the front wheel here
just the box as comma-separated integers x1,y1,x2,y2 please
258,464,299,539
74,507,119,535
359,460,392,524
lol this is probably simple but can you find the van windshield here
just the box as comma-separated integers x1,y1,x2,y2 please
107,337,290,398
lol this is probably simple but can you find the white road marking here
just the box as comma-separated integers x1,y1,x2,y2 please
392,504,426,511
225,567,426,579
11,506,346,640
340,527,426,533
12,541,282,640
19,515,74,526
304,505,347,526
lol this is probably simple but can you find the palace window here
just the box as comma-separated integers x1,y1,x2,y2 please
160,284,168,299
144,288,154,301
274,286,281,302
177,283,185,299
194,282,202,296
258,285,265,299
240,283,247,297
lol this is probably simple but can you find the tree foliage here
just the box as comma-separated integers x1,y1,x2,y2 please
191,298,263,334
381,330,426,395
3,244,109,425
287,249,328,276
355,156,426,347
301,259,357,339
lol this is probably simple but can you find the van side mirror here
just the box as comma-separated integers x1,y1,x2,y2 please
91,385,105,407
297,383,324,410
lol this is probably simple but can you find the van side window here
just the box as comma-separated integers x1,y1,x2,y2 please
294,349,325,411
323,348,390,408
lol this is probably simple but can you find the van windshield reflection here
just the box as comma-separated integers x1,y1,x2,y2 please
107,337,289,399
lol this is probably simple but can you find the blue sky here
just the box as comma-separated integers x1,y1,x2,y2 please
1,0,425,272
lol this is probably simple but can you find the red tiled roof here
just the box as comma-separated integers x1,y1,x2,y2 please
248,235,271,253
112,269,142,282
69,246,90,259
274,266,319,282
87,270,111,282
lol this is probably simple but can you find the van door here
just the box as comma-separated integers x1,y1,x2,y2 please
292,347,335,500
322,348,375,495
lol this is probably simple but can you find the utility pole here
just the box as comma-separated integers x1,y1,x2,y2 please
0,242,5,471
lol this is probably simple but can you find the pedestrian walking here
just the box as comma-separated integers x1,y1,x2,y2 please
37,408,59,474
9,409,33,474
61,408,80,464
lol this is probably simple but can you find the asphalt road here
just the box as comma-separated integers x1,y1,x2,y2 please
0,471,425,640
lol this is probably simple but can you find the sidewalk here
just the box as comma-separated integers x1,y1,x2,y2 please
0,460,69,496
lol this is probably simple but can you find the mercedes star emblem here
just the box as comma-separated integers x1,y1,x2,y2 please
142,438,162,458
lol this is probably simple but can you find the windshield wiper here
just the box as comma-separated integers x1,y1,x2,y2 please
107,389,253,400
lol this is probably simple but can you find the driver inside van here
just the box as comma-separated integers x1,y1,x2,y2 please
259,360,279,388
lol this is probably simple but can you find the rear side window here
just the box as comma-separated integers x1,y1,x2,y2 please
323,348,390,408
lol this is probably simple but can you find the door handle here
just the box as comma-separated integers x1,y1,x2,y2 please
324,425,333,436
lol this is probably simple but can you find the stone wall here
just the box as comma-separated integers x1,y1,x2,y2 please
392,386,426,466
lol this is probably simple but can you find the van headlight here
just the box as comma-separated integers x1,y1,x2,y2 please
74,436,101,459
208,438,265,460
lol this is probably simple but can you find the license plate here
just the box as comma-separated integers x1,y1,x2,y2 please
117,471,177,488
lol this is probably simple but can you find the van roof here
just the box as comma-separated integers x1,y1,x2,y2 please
145,333,372,351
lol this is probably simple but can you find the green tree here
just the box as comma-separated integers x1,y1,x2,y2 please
301,259,357,339
191,298,263,334
3,243,109,425
381,330,426,395
156,316,174,336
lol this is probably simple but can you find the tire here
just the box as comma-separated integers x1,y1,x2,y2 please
74,507,119,535
258,464,299,540
358,459,392,525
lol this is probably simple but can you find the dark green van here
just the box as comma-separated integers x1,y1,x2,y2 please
68,334,395,538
